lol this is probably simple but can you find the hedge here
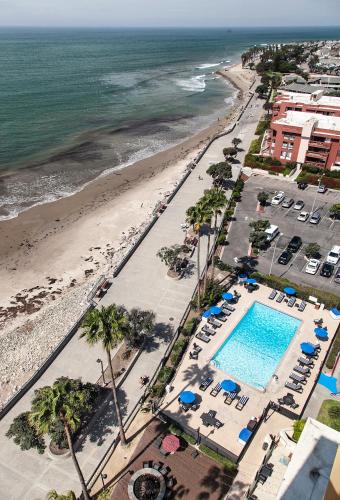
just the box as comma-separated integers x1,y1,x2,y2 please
326,325,340,370
250,272,340,309
297,173,340,189
168,423,196,445
199,444,238,471
170,338,188,365
181,317,199,337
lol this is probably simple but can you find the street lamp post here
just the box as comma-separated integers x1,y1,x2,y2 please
97,358,106,385
100,473,107,489
311,174,325,215
269,233,284,275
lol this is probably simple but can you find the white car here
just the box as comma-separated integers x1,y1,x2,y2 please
271,191,285,205
293,200,304,210
327,246,340,265
305,258,321,275
297,211,309,222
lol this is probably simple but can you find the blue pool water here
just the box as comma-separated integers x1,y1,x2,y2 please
212,302,301,390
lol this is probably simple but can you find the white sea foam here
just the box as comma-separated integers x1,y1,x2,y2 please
175,75,206,93
196,62,221,69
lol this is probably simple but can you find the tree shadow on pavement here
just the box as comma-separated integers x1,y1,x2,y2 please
76,387,129,450
143,322,174,353
199,465,237,499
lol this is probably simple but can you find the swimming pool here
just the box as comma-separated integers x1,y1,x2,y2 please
212,302,301,390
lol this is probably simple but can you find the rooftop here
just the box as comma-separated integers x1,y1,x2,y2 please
277,91,340,108
274,111,340,132
279,83,324,94
276,418,340,500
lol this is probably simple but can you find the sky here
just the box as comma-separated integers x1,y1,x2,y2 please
0,0,340,28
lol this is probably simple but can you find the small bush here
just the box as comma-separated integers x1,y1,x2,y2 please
149,384,165,397
293,420,306,442
170,338,188,365
169,423,182,436
181,317,199,337
326,326,340,370
6,412,46,454
158,366,173,384
199,444,238,471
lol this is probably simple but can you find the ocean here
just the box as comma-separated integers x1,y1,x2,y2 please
1,26,340,220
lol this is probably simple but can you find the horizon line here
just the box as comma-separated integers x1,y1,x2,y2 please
1,24,340,29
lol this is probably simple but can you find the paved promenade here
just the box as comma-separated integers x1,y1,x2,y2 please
0,92,263,499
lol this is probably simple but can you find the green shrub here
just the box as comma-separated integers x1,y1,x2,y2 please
170,338,188,365
158,366,173,384
149,384,165,397
6,412,46,454
293,420,306,442
326,326,340,370
217,233,227,245
181,317,199,337
182,432,196,445
168,423,182,436
201,281,224,308
199,444,238,471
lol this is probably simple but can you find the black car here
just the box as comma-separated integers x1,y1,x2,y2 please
298,182,308,190
320,262,334,278
278,250,293,265
287,236,302,253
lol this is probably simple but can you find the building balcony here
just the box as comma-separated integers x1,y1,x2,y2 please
306,150,328,160
309,141,331,149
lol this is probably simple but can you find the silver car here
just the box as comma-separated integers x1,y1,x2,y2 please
335,268,340,284
293,200,304,210
309,212,321,224
282,197,294,208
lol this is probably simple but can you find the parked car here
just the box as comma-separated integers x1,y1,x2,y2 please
278,250,293,265
271,191,285,205
265,224,280,242
282,197,294,208
287,236,302,253
317,184,327,193
326,245,340,265
293,200,305,210
309,212,321,224
297,211,309,222
298,182,308,190
334,267,340,284
305,258,320,275
320,262,334,278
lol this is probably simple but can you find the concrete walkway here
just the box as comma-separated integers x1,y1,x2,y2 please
0,92,263,500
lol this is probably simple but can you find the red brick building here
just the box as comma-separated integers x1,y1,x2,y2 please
261,91,340,169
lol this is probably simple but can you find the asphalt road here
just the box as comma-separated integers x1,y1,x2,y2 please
222,175,340,293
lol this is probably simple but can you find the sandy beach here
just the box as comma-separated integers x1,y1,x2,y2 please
0,62,255,408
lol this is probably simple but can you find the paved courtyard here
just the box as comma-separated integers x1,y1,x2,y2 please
161,283,338,459
222,176,340,293
0,92,264,499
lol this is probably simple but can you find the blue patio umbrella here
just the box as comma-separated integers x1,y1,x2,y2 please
210,306,222,316
239,428,252,443
202,309,212,318
314,327,328,340
331,307,340,318
246,278,257,284
222,292,234,301
300,342,315,355
179,391,196,405
284,287,296,295
239,273,247,279
221,379,238,392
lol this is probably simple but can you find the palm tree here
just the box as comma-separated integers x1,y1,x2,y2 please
30,379,91,500
126,308,155,348
200,189,226,293
205,188,227,284
186,203,211,310
81,305,127,445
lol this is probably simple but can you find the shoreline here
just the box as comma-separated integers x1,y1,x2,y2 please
0,62,254,408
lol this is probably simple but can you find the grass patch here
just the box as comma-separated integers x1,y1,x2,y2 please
317,399,340,431
292,420,306,442
199,444,238,471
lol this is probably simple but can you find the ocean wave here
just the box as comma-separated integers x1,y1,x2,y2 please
175,75,206,93
196,62,221,69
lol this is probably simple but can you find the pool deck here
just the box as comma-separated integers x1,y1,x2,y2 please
160,283,338,459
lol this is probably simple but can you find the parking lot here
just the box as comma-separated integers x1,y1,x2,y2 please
222,175,340,293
